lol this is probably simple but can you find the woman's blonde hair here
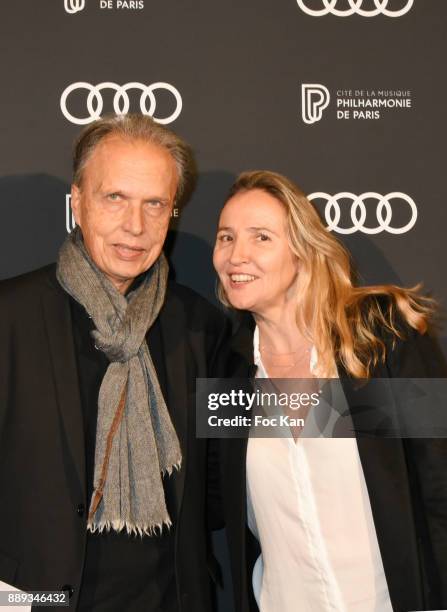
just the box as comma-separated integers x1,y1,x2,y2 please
217,170,436,378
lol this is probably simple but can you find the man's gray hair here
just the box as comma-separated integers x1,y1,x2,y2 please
72,113,195,204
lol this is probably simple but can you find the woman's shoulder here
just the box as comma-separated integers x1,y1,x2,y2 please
363,293,447,378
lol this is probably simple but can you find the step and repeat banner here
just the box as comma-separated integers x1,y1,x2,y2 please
0,1,445,609
1,1,446,344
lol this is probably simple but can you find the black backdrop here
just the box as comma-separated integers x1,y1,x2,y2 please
1,1,446,609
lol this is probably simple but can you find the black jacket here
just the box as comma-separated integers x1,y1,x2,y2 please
0,263,229,612
219,309,447,612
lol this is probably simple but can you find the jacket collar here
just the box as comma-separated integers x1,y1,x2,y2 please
42,264,86,500
155,289,189,516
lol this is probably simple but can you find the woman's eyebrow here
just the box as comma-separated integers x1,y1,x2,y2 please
247,226,278,236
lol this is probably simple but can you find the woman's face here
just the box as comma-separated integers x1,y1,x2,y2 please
213,188,299,314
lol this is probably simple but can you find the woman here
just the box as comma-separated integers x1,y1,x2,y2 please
212,170,447,612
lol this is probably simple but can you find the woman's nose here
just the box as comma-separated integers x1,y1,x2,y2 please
229,239,250,265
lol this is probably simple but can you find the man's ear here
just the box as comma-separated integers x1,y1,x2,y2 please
71,184,82,226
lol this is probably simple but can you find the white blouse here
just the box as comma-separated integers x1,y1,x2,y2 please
246,327,393,612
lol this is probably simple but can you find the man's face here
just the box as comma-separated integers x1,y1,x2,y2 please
71,135,178,294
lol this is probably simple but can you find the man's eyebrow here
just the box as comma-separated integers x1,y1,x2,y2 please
144,196,170,203
94,186,170,203
216,226,233,232
94,182,117,195
103,189,127,196
97,183,127,193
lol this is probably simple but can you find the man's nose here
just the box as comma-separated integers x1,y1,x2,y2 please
229,238,250,265
122,203,144,235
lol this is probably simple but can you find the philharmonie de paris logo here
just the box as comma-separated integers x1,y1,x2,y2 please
64,0,85,13
301,84,413,123
296,0,414,17
301,84,330,125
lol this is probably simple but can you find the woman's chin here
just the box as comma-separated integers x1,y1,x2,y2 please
226,292,257,312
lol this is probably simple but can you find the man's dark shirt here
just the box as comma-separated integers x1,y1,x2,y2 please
70,293,178,612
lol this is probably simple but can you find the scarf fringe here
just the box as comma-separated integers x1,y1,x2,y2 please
87,517,172,537
162,459,182,477
87,462,182,536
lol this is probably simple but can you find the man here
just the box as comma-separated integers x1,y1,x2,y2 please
0,114,229,611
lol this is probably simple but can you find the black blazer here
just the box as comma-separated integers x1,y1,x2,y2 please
0,263,230,612
218,309,447,612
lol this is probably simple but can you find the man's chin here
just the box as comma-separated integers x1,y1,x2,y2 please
108,256,153,277
102,264,144,292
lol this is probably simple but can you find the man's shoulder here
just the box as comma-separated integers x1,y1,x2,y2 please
0,263,58,304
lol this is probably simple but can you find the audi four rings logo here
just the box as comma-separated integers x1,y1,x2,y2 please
296,0,414,17
60,82,182,125
308,192,417,234
64,0,85,13
302,84,330,124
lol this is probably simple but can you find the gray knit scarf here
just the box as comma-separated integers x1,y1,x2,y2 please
56,226,181,536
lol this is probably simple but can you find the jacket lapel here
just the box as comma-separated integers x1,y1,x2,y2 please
42,267,86,499
339,369,423,611
227,316,258,611
156,288,189,516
